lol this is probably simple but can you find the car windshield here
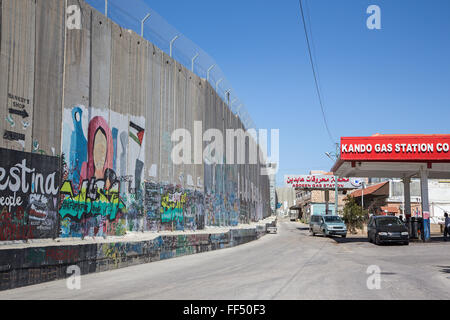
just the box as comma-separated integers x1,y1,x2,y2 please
323,216,343,223
376,217,403,227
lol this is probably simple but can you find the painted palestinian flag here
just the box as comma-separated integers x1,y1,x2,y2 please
129,121,145,146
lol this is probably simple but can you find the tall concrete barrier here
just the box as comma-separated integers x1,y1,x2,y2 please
0,0,271,243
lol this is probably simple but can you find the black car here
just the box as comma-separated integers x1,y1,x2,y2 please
367,216,409,245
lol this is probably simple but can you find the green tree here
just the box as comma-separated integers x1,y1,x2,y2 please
342,195,368,234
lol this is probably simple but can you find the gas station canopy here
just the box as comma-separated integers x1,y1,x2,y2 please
330,134,450,241
331,134,450,179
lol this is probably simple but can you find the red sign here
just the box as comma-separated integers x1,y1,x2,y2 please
340,135,450,162
284,175,362,190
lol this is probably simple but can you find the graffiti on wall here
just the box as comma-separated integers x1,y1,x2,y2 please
144,181,161,232
59,168,125,221
160,184,186,230
0,148,60,240
60,106,145,238
0,104,265,241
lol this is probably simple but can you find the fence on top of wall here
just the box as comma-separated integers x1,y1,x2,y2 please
85,0,257,130
0,0,271,242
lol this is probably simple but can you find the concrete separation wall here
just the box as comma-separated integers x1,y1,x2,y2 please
0,0,271,243
0,219,277,291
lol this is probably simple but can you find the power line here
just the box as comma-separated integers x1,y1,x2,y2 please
298,0,335,146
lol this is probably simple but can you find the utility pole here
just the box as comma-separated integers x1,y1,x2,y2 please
361,181,365,213
334,143,339,216
326,144,340,216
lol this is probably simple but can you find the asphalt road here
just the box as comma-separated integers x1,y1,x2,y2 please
1,219,450,300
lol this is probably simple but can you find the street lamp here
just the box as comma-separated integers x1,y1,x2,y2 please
325,143,340,216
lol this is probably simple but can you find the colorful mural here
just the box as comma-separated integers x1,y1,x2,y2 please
0,105,264,241
57,105,247,237
0,148,60,241
60,106,145,238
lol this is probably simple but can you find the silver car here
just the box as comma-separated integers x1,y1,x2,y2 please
309,215,347,238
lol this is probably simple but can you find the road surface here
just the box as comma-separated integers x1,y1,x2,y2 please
1,219,449,299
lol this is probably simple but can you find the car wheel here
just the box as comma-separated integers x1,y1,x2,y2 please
404,241,409,246
310,228,315,236
368,234,372,243
342,234,346,238
375,235,381,245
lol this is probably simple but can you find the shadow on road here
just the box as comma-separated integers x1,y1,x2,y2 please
297,227,309,231
380,272,397,275
330,236,369,244
436,266,450,274
429,236,450,242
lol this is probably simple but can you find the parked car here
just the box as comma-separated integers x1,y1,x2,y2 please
289,209,298,221
367,215,409,245
309,215,347,238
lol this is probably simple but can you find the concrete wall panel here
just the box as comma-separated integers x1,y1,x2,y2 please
147,45,162,182
63,0,91,112
0,0,36,152
90,9,111,109
184,72,195,190
33,0,65,156
110,24,130,115
174,62,186,188
160,53,174,184
194,77,205,192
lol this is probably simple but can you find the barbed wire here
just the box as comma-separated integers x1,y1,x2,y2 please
86,0,257,130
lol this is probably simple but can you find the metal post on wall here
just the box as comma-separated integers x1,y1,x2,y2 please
207,64,216,82
225,90,231,106
105,0,108,17
215,78,223,92
191,53,199,72
236,104,243,117
231,98,238,111
141,13,151,38
169,35,179,58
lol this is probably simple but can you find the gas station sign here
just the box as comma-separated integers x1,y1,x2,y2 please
285,175,362,190
340,135,450,162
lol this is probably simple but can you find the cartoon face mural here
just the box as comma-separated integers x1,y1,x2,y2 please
82,116,114,181
60,106,142,238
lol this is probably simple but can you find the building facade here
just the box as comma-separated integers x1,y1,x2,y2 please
350,179,450,224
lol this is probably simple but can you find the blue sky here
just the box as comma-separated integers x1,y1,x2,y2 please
97,0,450,187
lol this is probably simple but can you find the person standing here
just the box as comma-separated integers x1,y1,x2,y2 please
444,212,450,241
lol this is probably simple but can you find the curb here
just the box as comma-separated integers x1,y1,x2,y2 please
0,221,276,291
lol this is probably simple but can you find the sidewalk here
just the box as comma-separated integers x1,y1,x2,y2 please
0,217,277,291
0,217,277,250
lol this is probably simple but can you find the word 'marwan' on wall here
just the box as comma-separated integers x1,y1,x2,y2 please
0,148,60,241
